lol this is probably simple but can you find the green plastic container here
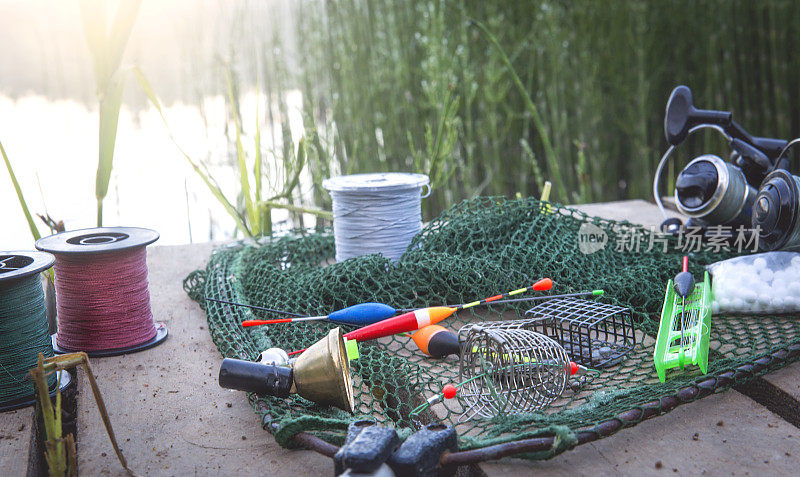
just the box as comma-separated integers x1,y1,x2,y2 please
654,271,712,383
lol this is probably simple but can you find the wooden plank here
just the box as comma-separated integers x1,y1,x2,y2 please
0,407,32,475
75,244,331,476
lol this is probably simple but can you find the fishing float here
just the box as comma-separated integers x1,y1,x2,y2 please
286,278,555,355
410,289,605,358
240,302,397,327
240,278,557,328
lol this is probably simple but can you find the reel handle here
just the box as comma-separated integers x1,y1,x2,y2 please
665,85,731,146
665,85,788,162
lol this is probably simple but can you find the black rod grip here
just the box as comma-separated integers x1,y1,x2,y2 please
219,358,294,397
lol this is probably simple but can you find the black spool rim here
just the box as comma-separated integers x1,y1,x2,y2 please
52,322,168,358
0,251,55,284
35,227,159,255
753,169,799,251
0,368,73,413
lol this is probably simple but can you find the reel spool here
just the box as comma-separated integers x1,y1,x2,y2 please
35,227,168,357
457,324,572,419
674,154,756,228
752,169,800,251
0,251,72,412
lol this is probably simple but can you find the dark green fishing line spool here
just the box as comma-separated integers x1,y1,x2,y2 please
0,251,70,412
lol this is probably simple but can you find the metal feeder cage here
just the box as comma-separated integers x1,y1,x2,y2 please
525,298,636,368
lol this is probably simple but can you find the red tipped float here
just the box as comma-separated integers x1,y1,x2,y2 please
344,307,455,342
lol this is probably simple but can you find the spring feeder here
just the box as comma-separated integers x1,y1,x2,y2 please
36,227,168,357
323,173,430,262
456,324,573,419
0,251,72,411
525,298,636,368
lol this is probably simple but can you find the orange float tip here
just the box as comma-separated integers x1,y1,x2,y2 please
569,362,578,375
532,278,553,291
427,306,456,325
442,384,457,399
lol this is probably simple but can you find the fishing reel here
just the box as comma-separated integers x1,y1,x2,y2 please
654,85,791,238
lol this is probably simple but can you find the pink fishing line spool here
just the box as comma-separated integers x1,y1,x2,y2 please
36,227,168,357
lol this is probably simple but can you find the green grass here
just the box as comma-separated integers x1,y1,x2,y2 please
2,139,41,240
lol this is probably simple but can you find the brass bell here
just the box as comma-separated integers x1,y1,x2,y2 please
219,327,354,413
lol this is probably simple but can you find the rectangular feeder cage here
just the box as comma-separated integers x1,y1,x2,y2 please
524,298,636,368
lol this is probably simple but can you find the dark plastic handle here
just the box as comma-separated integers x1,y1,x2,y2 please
664,85,788,160
665,86,732,146
732,138,771,170
218,358,293,397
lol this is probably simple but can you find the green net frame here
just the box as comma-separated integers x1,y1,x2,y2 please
183,197,800,460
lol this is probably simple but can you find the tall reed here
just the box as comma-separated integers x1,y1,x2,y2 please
79,0,141,226
294,0,800,215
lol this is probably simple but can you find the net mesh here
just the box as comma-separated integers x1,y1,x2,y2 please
183,197,800,459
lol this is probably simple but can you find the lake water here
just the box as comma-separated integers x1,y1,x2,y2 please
1,90,308,249
0,0,306,249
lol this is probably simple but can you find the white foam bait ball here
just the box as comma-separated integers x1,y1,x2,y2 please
258,348,289,366
772,284,788,298
732,266,748,279
745,289,759,301
708,254,800,314
711,301,720,314
791,282,800,295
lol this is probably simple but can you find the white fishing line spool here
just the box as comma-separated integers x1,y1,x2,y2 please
323,173,430,262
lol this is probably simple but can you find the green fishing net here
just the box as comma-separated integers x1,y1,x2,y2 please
183,197,800,460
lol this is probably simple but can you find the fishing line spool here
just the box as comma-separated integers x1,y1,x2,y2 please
525,298,635,368
456,324,572,419
323,173,430,262
35,227,168,357
0,251,72,412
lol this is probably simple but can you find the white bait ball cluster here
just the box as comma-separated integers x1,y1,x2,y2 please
711,254,800,314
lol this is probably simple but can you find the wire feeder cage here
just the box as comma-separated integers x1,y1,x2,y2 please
457,323,572,420
525,298,636,368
